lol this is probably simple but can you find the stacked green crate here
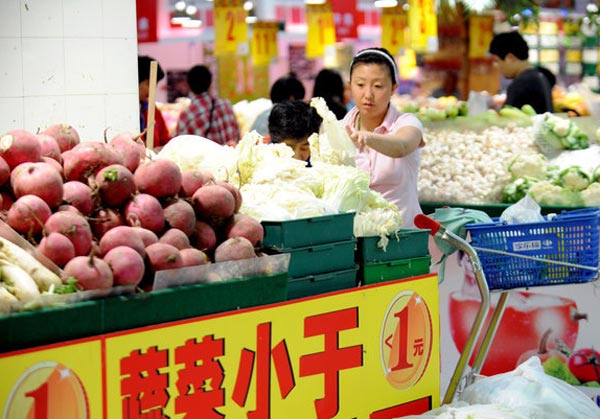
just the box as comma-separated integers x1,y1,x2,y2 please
261,212,357,299
356,229,432,285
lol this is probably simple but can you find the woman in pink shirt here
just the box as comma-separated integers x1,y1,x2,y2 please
342,47,425,228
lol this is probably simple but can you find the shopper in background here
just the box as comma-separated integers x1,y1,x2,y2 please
342,47,424,228
250,73,306,137
432,71,461,99
138,56,171,148
175,64,240,146
488,31,554,114
312,68,348,120
268,100,322,166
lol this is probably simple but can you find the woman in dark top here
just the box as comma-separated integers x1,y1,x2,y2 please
312,68,348,120
489,31,554,114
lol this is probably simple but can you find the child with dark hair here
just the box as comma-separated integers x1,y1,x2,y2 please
268,100,322,165
489,31,554,113
175,64,240,145
251,73,306,136
138,55,171,148
342,47,424,227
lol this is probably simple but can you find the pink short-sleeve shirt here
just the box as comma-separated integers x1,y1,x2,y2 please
342,105,424,228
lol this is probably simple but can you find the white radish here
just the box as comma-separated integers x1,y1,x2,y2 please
0,262,40,301
0,236,62,290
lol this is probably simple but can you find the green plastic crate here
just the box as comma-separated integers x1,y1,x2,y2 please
103,272,288,333
261,212,355,249
358,255,431,285
283,239,357,278
288,267,358,300
356,228,430,263
0,272,288,353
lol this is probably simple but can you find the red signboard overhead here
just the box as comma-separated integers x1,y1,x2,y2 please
136,0,159,43
331,0,358,41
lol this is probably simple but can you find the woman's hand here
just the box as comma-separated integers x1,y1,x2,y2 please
345,125,369,152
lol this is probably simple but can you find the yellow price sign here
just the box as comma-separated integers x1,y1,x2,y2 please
252,21,279,66
408,0,437,52
381,6,408,56
468,15,494,58
306,3,335,59
214,0,248,56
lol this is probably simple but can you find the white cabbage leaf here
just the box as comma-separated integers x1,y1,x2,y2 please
310,97,356,167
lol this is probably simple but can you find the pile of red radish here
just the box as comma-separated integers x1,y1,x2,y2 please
0,125,265,292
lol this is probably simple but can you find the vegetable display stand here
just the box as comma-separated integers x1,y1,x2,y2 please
414,208,600,405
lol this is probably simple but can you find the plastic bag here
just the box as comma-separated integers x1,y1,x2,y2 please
459,356,600,419
499,194,544,224
398,401,533,419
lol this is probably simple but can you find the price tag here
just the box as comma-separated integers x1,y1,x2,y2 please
468,14,494,59
408,0,437,53
251,21,278,66
306,3,335,59
381,5,408,55
214,0,248,56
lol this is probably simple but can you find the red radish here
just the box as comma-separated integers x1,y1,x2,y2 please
216,180,243,213
7,194,51,236
89,207,124,238
159,228,190,250
94,164,136,207
145,242,183,272
63,255,113,290
0,156,11,186
0,189,15,211
62,141,124,182
109,132,146,173
123,193,165,233
45,211,93,256
10,161,64,208
180,248,209,267
38,232,76,268
0,190,14,211
190,220,217,252
63,181,95,216
0,129,42,169
225,213,264,246
192,184,235,219
43,123,80,152
57,204,82,214
132,226,159,247
104,246,145,286
36,133,62,163
99,225,145,257
214,237,256,262
134,159,182,199
179,169,215,197
163,199,195,236
41,156,64,178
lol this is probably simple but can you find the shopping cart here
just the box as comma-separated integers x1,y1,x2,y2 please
414,208,600,405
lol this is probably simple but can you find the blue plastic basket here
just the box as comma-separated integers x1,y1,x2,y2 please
465,208,600,290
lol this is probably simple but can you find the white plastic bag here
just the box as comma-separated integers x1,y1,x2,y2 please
460,356,600,419
398,401,533,419
499,194,544,224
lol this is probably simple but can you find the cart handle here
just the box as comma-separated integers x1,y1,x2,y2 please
414,214,441,235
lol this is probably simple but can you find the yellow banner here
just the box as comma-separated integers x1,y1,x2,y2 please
252,21,279,66
408,0,438,53
539,48,560,63
381,6,409,56
469,15,494,58
0,276,440,419
214,0,248,56
306,3,336,59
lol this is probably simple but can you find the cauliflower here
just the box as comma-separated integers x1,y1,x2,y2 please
508,153,548,180
581,182,600,207
557,166,592,191
501,176,538,203
529,180,583,207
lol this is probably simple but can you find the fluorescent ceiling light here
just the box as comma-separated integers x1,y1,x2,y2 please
304,0,326,4
374,0,398,7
